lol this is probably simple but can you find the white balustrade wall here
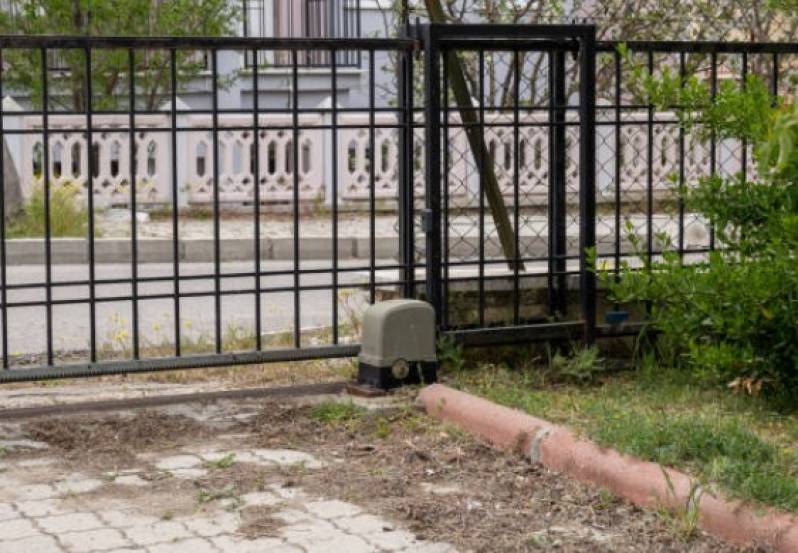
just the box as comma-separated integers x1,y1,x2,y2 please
5,107,750,209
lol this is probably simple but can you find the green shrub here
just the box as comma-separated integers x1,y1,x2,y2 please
8,182,89,238
604,50,798,395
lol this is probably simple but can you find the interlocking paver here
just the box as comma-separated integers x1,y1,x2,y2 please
0,534,62,553
305,500,362,520
14,484,58,501
15,499,67,518
148,537,219,553
211,535,299,552
1,517,39,540
59,528,132,552
96,510,159,529
0,406,459,553
123,521,193,546
182,513,240,537
38,512,104,534
0,503,17,522
240,491,283,508
53,477,103,496
253,449,323,469
154,455,202,471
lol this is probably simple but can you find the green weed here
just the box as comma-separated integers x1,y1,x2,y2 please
7,183,93,238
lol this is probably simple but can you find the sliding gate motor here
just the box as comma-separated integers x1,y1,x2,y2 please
357,299,438,389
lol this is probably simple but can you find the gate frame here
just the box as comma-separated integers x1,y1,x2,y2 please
418,23,598,347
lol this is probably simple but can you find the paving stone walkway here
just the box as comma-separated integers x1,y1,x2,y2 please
0,433,456,552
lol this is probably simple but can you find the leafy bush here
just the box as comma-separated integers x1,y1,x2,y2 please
8,182,89,238
604,48,798,395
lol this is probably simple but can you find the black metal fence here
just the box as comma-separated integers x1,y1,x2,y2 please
1,30,797,383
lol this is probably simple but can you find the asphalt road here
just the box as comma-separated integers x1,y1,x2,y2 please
1,260,387,360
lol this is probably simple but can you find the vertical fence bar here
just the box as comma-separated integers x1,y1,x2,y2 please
330,46,339,343
442,49,450,329
252,47,262,351
211,48,222,354
85,47,97,362
678,52,686,261
0,49,7,369
128,49,140,360
423,25,443,324
709,51,717,251
613,50,621,278
40,47,54,366
292,49,301,348
772,53,779,99
477,49,485,327
741,51,748,183
578,28,597,345
368,49,376,305
512,49,521,326
170,49,181,356
397,37,414,298
646,50,654,265
549,50,567,318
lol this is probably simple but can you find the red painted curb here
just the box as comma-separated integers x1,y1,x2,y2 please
417,384,798,552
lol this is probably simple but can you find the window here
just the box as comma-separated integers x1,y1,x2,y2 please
243,0,361,67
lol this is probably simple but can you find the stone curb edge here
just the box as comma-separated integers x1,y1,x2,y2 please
416,384,798,552
3,236,397,265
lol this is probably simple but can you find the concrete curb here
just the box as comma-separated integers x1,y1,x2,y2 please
3,234,603,265
417,384,798,552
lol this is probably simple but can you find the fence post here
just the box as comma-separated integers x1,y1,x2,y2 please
422,24,443,325
549,50,568,319
578,27,597,345
397,29,415,299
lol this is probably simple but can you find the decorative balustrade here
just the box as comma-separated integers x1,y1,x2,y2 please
8,109,747,209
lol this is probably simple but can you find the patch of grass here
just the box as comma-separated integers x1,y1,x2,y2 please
455,363,798,513
196,484,239,504
7,183,94,238
310,401,366,426
205,453,236,470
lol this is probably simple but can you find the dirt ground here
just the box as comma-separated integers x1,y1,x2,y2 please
0,386,766,553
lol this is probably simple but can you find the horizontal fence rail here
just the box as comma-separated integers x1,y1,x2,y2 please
0,33,796,382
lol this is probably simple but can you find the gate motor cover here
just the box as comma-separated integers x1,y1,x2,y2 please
357,299,437,389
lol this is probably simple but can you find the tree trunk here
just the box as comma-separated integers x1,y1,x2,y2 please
424,0,523,270
3,139,23,223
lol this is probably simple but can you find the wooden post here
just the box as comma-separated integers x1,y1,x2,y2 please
424,0,523,271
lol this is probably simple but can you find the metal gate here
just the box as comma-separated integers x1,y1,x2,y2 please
0,28,596,383
418,24,597,347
